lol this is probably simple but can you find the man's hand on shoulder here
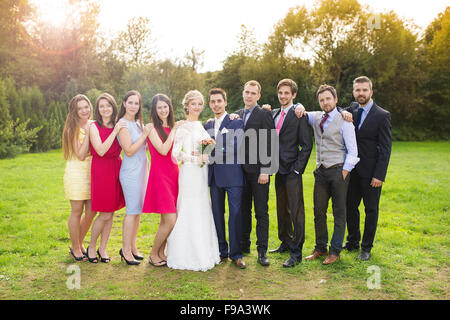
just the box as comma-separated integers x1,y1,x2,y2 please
294,104,306,118
261,104,272,111
341,111,353,122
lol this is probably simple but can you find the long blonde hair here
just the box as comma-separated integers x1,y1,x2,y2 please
62,94,92,160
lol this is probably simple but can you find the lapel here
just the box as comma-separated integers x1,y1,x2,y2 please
273,108,281,119
279,107,295,135
245,106,259,130
358,102,377,132
214,114,230,140
218,114,230,134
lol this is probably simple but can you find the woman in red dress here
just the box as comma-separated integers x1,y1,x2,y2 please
143,94,182,266
86,93,126,263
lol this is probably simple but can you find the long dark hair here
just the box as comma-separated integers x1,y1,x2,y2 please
94,93,118,128
117,90,143,128
150,93,175,142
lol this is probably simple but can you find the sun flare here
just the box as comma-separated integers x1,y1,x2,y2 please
31,0,72,28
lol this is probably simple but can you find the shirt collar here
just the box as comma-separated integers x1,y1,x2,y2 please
215,112,228,124
245,105,257,113
325,107,339,119
280,104,293,114
359,99,374,113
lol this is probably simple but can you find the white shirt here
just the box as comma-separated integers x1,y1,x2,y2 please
214,112,228,137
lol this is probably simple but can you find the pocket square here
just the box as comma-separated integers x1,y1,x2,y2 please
220,128,229,134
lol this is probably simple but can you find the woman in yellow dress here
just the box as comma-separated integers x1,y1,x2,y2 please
62,94,97,261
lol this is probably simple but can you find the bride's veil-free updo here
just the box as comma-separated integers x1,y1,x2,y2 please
182,90,204,115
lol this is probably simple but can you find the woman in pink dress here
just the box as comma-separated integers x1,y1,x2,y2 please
143,93,182,267
86,93,126,263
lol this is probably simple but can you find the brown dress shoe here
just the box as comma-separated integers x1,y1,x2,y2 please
233,258,246,269
305,251,328,260
323,254,340,265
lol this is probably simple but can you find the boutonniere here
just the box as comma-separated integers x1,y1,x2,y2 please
220,128,229,134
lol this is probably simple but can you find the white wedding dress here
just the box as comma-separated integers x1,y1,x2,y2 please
166,121,220,272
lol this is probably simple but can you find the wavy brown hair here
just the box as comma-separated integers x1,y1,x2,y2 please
117,90,143,128
94,93,118,128
150,93,175,142
62,94,92,160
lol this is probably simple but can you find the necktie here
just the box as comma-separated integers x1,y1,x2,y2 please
356,108,364,130
320,113,329,133
244,109,250,125
276,110,285,135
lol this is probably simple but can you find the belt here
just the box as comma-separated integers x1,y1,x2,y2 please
319,163,344,169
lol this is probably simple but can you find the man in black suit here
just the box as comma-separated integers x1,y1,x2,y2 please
343,76,392,261
268,79,313,267
236,80,276,266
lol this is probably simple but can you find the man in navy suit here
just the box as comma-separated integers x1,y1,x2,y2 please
204,88,247,269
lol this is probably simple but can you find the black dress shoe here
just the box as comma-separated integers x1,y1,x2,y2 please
269,245,289,254
257,252,270,266
343,243,360,252
283,257,300,268
357,250,371,261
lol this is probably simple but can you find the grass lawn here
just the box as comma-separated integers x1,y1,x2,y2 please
0,141,448,300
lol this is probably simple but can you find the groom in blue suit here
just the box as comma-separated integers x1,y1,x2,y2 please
204,88,247,269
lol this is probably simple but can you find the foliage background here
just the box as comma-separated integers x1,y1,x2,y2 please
0,0,449,158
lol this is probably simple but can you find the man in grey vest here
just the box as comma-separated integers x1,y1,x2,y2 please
304,85,359,265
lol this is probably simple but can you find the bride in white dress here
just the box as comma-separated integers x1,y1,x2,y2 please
166,90,220,272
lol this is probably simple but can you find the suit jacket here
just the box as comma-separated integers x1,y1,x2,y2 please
236,105,276,175
272,107,313,175
345,101,392,181
204,114,246,188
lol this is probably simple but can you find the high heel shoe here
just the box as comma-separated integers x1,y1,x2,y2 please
69,247,85,261
132,252,144,260
86,246,98,264
97,249,111,263
119,249,140,265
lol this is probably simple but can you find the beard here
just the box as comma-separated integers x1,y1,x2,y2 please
356,95,371,105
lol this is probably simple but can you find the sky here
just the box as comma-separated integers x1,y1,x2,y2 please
32,0,449,72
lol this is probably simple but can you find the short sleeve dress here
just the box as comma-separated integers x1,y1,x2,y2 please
90,122,125,212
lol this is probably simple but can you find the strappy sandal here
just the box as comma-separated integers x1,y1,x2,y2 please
69,247,85,261
97,249,111,263
148,256,166,267
86,246,98,264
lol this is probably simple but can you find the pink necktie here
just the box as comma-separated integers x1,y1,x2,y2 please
276,110,285,135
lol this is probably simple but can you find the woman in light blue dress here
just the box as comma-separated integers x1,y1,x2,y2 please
117,90,151,265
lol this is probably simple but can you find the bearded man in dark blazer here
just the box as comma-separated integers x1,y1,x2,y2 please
342,76,392,261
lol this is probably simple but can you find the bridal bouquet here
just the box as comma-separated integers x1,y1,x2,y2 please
197,138,216,167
